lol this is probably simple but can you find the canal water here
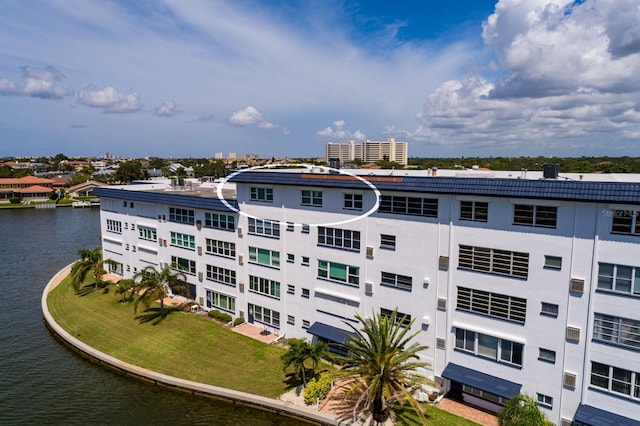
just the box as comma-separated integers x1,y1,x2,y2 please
0,208,301,425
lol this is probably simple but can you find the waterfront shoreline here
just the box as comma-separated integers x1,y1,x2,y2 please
41,264,338,426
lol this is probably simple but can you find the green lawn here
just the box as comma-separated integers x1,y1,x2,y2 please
48,274,480,425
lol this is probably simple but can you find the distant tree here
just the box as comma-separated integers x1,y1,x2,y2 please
147,157,166,170
67,173,91,187
113,160,145,183
0,165,12,178
132,266,188,319
70,247,116,292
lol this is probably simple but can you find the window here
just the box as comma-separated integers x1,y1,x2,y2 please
138,226,157,241
249,275,281,298
169,207,194,224
344,193,363,210
536,393,553,409
287,315,295,325
287,253,294,263
593,313,640,350
380,234,396,250
109,262,123,275
459,245,529,278
541,302,559,317
301,288,310,298
106,219,122,234
205,239,236,258
538,348,556,363
170,232,195,250
379,195,438,217
544,255,562,270
318,227,361,251
454,327,524,367
513,204,557,228
318,260,359,286
590,362,640,400
302,319,310,329
286,222,294,232
380,308,411,327
302,224,310,234
462,386,507,406
287,284,295,295
248,217,280,238
205,289,235,312
597,262,640,295
460,201,488,222
611,209,640,235
248,247,280,268
204,212,235,230
250,187,273,202
171,256,196,274
249,303,280,328
457,287,527,323
381,272,412,291
206,265,236,286
302,256,310,266
301,190,322,207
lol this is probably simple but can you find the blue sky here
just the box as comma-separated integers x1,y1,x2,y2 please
1,0,639,159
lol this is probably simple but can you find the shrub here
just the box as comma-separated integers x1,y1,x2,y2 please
207,309,233,323
303,372,333,405
233,317,245,326
9,197,20,204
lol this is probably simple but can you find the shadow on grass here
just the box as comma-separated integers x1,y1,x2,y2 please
135,307,178,325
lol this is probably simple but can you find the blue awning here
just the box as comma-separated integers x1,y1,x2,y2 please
441,363,521,399
307,322,355,345
574,404,640,426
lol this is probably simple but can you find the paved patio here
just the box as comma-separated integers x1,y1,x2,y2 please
437,397,498,426
233,322,282,344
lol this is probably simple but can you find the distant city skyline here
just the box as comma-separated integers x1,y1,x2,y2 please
1,1,639,158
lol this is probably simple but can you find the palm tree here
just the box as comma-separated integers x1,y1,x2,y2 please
336,309,434,424
132,265,188,319
114,278,135,303
282,338,314,387
70,247,116,292
309,340,329,374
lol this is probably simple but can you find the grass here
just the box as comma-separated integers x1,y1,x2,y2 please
48,273,481,424
48,276,291,397
395,404,480,426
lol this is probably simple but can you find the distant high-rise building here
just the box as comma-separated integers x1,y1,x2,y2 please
325,138,408,166
228,152,237,159
214,152,224,160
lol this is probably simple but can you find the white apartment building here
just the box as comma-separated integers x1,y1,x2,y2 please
93,168,640,426
325,138,408,165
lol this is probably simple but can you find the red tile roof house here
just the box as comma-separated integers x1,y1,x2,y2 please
0,176,55,202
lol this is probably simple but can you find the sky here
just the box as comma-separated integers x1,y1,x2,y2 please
1,0,639,159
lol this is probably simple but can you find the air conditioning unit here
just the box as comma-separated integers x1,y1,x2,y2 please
560,419,573,426
238,254,244,264
366,246,374,257
563,372,577,388
437,298,447,311
237,226,243,236
570,278,584,293
438,256,449,271
239,310,245,319
365,282,373,294
197,246,202,255
566,326,581,342
239,283,245,293
163,239,167,246
436,338,446,350
198,272,203,282
199,297,204,305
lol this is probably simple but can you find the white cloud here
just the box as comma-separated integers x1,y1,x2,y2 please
0,66,71,99
154,100,179,117
409,0,640,153
316,120,366,141
77,85,143,113
229,106,280,130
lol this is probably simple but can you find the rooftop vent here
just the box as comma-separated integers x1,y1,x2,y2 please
543,163,559,179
